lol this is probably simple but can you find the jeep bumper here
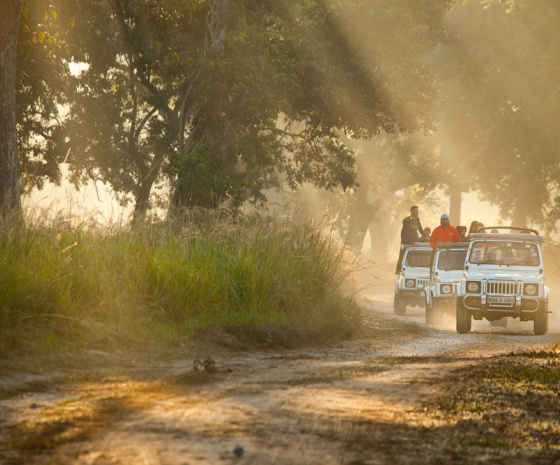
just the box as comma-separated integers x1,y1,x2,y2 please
458,294,548,320
398,289,425,306
433,295,456,306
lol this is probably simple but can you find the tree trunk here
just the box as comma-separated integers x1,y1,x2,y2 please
132,155,164,223
512,200,528,227
205,0,229,53
132,179,155,222
449,191,462,227
0,0,22,223
345,188,384,254
368,203,402,263
171,0,232,211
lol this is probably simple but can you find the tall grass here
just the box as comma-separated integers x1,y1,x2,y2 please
0,206,362,356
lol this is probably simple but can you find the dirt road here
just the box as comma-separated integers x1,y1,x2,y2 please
1,287,559,465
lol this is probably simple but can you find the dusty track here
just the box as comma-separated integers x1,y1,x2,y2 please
1,287,559,465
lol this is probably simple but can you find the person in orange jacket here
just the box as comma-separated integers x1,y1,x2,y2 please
429,213,461,250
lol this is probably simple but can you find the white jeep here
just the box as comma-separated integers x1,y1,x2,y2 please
425,242,469,325
394,243,432,316
456,226,550,335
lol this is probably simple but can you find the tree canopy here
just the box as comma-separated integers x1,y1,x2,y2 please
429,0,560,228
3,0,560,233
10,0,454,219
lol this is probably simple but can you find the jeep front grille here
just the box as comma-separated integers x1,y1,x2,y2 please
486,280,518,295
417,279,428,288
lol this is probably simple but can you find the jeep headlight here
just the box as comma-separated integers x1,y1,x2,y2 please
441,284,452,294
405,279,415,288
466,281,481,293
524,284,538,296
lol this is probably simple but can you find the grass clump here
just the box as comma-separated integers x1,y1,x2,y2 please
0,206,362,358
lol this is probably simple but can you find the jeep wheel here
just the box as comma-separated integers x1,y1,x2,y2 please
456,303,471,334
534,305,548,335
394,295,406,316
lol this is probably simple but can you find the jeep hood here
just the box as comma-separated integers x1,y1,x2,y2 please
465,267,542,280
401,267,430,278
434,270,464,282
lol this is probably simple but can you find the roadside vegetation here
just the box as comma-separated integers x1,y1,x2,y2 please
433,347,560,462
0,206,363,362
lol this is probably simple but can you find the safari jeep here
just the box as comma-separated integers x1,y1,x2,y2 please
456,226,550,335
424,242,469,325
394,243,432,316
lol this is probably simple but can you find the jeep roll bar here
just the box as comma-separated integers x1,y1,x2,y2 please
435,242,470,249
478,226,539,235
400,242,432,249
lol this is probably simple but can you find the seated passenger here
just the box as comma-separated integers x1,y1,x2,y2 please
456,225,468,241
518,247,539,265
419,227,431,243
488,249,500,262
402,221,420,245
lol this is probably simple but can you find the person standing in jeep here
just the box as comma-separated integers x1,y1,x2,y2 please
400,206,424,242
396,206,425,273
429,214,461,250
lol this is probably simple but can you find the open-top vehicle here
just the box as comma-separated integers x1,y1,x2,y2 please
394,243,432,316
425,242,469,325
456,226,550,335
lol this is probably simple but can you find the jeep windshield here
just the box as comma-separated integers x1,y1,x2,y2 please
468,241,540,266
405,249,432,268
437,250,467,271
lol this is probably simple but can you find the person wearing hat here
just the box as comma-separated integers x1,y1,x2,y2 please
429,213,461,250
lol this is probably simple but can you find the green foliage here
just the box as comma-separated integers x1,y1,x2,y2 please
0,207,361,355
15,0,560,233
168,146,236,210
15,0,455,215
17,2,73,189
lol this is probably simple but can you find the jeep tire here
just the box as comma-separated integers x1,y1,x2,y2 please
534,304,548,335
394,295,406,316
456,302,471,334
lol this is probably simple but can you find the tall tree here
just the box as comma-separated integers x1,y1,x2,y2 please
0,0,22,222
170,0,455,211
59,0,205,220
292,0,454,251
430,0,560,228
19,0,455,218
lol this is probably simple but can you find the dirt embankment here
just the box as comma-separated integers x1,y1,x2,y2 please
1,289,559,465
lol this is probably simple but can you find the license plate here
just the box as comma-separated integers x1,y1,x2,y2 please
488,296,514,305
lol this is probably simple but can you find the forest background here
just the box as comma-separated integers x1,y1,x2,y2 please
1,0,560,261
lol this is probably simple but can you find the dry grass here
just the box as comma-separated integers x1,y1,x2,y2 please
0,205,363,360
